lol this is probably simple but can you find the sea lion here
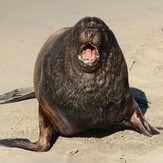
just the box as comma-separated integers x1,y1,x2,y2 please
0,17,159,152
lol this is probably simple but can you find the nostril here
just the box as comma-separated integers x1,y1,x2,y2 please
86,30,94,38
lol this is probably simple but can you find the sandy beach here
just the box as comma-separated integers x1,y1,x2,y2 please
0,0,163,162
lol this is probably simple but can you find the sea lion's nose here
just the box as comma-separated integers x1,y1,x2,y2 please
86,30,94,38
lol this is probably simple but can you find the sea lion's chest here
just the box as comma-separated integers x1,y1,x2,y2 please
41,63,126,129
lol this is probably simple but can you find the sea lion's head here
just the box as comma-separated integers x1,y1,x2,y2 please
70,17,111,73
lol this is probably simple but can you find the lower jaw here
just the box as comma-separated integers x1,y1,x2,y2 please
79,58,98,66
77,59,100,73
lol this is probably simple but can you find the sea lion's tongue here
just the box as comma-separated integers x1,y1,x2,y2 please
84,47,95,59
85,49,93,58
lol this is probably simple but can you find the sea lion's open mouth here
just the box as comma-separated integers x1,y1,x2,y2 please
81,44,96,60
78,44,100,67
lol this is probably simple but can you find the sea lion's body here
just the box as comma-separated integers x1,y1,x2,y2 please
34,24,130,136
0,17,159,151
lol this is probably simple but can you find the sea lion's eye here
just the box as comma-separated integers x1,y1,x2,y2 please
97,24,106,31
76,24,81,31
87,21,97,27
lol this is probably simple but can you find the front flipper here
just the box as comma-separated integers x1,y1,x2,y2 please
124,100,159,136
0,132,58,152
0,101,58,152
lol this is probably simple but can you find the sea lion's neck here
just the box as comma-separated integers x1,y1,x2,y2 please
64,58,110,92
